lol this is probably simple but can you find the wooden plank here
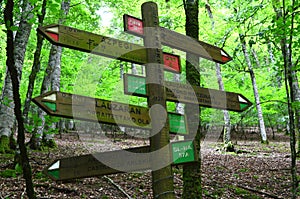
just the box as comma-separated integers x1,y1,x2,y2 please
38,24,147,65
44,141,196,181
44,146,151,181
32,91,150,129
142,3,175,197
32,91,188,134
123,14,232,64
124,74,253,112
38,24,182,71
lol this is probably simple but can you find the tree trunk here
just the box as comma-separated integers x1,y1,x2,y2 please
267,42,282,87
239,34,268,143
205,0,232,150
216,63,232,148
0,0,33,153
4,0,35,198
271,2,299,196
131,63,137,75
251,48,261,68
173,72,185,142
31,0,71,148
23,0,47,123
182,0,202,198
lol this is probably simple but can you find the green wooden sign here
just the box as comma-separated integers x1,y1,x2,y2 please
32,91,187,135
168,113,187,135
171,140,196,164
125,74,146,95
124,74,253,112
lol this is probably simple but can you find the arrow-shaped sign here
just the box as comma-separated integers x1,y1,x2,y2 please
45,146,151,181
124,74,252,112
124,14,232,64
44,141,195,181
32,91,188,134
38,24,147,65
38,24,182,73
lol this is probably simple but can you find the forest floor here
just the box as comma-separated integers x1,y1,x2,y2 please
0,131,298,199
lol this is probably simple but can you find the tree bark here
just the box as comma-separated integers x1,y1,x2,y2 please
4,0,35,198
205,0,232,150
131,63,137,75
216,63,232,146
182,0,202,198
23,0,47,123
32,0,71,148
251,48,261,68
0,0,33,152
142,2,175,198
271,2,299,197
239,34,268,143
267,42,282,87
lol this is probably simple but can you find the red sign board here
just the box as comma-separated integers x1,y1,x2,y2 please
124,15,144,36
123,14,232,64
163,52,181,73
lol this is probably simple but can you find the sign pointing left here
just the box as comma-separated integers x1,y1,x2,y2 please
38,24,147,65
32,91,188,134
32,91,151,129
38,24,182,72
44,141,196,181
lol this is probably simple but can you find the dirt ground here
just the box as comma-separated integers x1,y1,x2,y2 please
0,131,298,199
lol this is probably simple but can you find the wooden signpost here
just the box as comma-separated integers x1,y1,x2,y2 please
44,141,196,181
124,14,232,64
32,91,188,135
38,24,181,73
35,2,245,198
142,3,175,198
124,74,252,112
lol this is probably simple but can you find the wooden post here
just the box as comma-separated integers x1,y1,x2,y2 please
142,2,175,199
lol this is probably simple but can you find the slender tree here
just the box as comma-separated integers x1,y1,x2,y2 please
182,0,202,198
205,0,232,151
4,0,35,198
32,0,71,149
0,0,33,153
239,33,268,143
23,0,47,123
271,0,299,197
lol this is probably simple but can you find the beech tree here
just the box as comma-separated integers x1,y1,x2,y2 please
239,33,268,143
182,0,202,198
0,0,33,153
205,0,232,151
31,0,71,149
4,0,35,198
23,0,47,123
271,0,300,197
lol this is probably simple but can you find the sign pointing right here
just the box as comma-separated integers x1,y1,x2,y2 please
124,74,253,112
124,14,232,64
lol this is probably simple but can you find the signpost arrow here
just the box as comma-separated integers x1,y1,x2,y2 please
32,91,188,134
38,24,147,65
44,146,151,181
124,14,232,64
38,24,181,72
124,74,252,112
44,141,196,181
